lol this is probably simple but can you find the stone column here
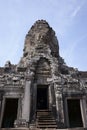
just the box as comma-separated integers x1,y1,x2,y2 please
22,70,34,124
54,83,65,128
30,83,37,124
63,98,69,128
80,97,87,128
0,92,3,114
14,71,34,128
50,83,56,115
14,79,31,128
0,95,2,125
22,80,31,122
0,94,2,116
49,85,52,110
0,91,4,128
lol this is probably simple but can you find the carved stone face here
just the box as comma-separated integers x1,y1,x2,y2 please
23,20,59,59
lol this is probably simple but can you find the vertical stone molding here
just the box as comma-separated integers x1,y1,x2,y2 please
0,94,2,116
0,91,3,126
22,80,31,122
0,95,2,127
53,81,64,128
56,92,64,128
80,98,87,128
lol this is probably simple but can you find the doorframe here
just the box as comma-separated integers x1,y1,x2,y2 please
0,97,5,128
0,96,19,128
64,96,87,128
36,84,49,110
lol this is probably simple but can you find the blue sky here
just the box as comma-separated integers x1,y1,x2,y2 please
0,0,87,71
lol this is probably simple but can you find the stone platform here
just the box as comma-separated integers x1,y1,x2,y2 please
1,127,87,130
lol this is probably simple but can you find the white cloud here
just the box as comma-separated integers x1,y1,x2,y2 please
70,1,86,18
71,6,81,17
61,34,87,67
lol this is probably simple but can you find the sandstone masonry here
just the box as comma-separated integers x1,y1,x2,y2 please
0,20,87,129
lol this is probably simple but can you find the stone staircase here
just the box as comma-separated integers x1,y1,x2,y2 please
1,111,86,130
36,110,57,128
1,127,86,130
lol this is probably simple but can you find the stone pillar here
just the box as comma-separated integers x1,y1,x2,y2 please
0,94,2,116
0,91,4,128
80,97,87,128
0,92,3,113
49,85,52,110
63,98,69,128
22,80,31,122
14,74,32,128
0,95,2,125
51,83,56,116
32,83,37,122
21,70,34,127
54,83,65,128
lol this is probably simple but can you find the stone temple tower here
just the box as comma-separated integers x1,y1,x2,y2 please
17,20,61,127
0,20,87,130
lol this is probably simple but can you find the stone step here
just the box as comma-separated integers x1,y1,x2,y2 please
37,119,56,122
0,127,86,130
37,124,58,128
37,113,51,115
37,115,53,117
37,112,51,115
37,117,55,120
36,110,57,128
37,119,55,122
38,122,57,125
1,128,29,130
37,110,51,115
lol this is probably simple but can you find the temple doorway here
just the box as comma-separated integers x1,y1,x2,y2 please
37,85,48,110
1,98,18,128
67,99,83,128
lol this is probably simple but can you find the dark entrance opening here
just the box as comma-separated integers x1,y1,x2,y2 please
37,85,48,110
67,99,83,128
2,98,18,128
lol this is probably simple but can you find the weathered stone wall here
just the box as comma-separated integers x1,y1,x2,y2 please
0,20,87,129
